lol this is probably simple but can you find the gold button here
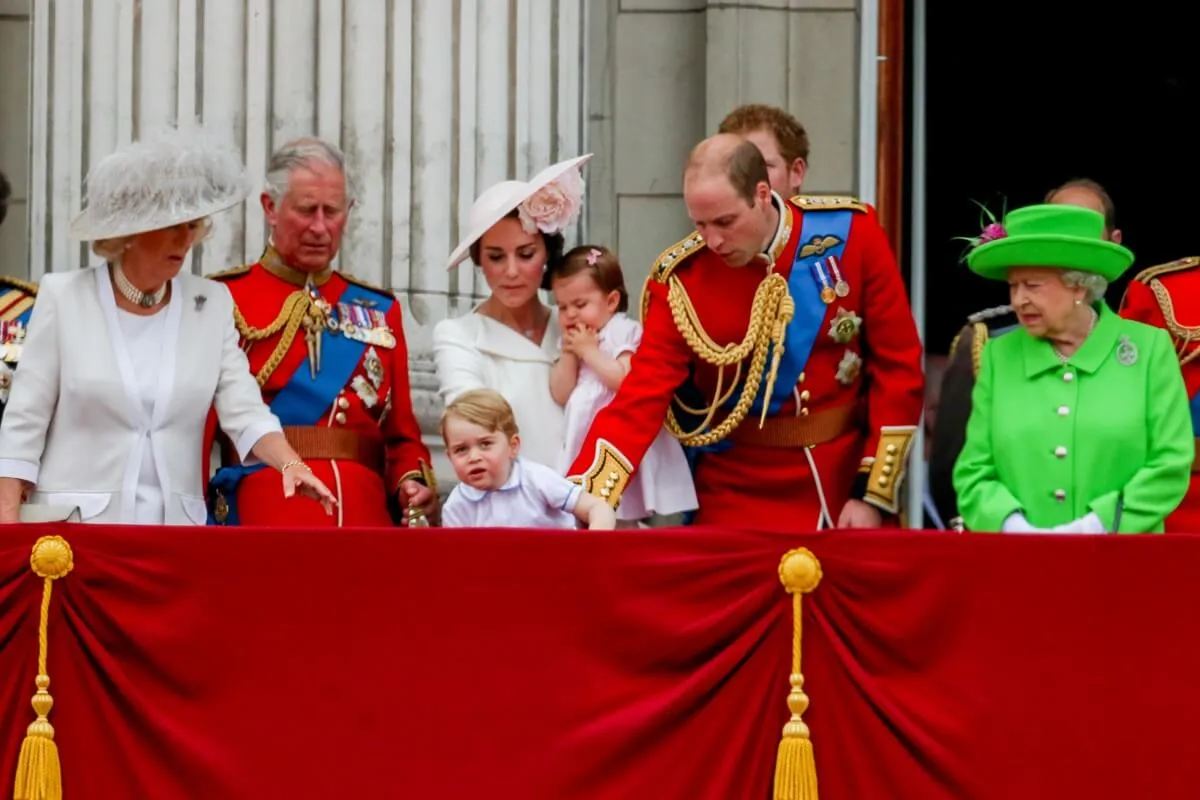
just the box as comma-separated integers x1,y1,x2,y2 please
882,465,893,475
334,412,347,424
337,397,350,410
799,390,810,401
601,488,611,498
877,477,888,486
885,455,895,465
609,471,619,481
799,372,806,383
886,444,897,455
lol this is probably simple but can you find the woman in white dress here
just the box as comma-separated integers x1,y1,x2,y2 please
0,126,335,525
434,155,591,468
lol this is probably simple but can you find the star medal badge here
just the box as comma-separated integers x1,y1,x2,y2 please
828,307,862,344
364,347,385,389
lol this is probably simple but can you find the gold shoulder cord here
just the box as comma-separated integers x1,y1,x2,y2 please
233,291,311,386
969,322,989,378
1149,278,1200,366
663,272,794,448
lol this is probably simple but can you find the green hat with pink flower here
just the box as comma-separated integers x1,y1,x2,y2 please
964,203,1135,282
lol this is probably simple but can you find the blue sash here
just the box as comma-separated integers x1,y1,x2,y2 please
1190,392,1200,437
753,208,853,416
208,284,391,524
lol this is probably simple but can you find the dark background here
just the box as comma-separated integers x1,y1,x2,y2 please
911,5,1200,354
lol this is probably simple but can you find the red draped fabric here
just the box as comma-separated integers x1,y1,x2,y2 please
2,525,1199,799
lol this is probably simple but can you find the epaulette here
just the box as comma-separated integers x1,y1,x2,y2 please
0,275,38,296
206,264,253,282
791,194,869,213
966,304,1014,324
648,233,706,284
1130,256,1200,285
339,271,396,301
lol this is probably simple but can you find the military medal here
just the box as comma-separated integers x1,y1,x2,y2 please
828,255,850,297
828,307,862,344
364,347,384,389
810,258,835,305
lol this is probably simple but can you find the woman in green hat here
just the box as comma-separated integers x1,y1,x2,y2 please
952,204,1193,533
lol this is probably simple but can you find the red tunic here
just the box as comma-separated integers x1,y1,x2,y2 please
206,247,434,527
1119,257,1200,533
566,195,925,531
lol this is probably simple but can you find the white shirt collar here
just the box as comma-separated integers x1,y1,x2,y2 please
457,458,523,502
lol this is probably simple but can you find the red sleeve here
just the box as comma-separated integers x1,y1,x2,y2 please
383,301,435,495
851,210,926,514
566,278,694,508
1118,277,1163,326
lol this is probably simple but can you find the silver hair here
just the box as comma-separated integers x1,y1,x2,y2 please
1060,270,1108,304
263,137,352,202
92,218,214,261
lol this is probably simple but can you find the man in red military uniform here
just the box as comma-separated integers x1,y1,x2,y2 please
1120,256,1200,532
567,134,924,531
206,137,436,527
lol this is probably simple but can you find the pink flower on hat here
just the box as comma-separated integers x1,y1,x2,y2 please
978,222,1007,244
518,168,585,235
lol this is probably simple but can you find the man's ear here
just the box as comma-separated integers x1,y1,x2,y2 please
510,433,521,459
1109,227,1123,244
789,158,807,195
261,192,278,226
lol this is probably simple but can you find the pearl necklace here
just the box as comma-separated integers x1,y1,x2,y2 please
1052,308,1097,363
113,263,167,309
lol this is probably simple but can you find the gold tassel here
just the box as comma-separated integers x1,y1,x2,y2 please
13,535,74,800
774,547,823,800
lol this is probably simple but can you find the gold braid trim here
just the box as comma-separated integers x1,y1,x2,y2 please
663,272,794,448
1148,278,1200,367
232,291,311,386
0,275,39,295
969,322,989,378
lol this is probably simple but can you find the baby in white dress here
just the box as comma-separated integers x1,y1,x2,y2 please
440,388,616,529
548,246,698,523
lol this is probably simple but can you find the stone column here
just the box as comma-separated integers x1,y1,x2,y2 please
588,0,865,296
23,0,589,480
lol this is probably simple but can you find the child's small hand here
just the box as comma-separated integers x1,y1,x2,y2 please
567,325,599,356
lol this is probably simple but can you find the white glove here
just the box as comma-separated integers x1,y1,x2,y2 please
1001,512,1045,534
1050,512,1106,535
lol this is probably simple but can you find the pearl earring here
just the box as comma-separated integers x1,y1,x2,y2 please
1074,299,1081,305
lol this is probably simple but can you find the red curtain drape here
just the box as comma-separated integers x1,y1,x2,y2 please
2,525,1199,799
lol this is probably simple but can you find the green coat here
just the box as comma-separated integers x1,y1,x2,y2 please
953,304,1193,533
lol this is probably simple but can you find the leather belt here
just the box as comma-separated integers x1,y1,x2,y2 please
729,402,861,448
223,426,384,474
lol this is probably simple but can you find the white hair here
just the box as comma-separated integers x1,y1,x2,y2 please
92,217,214,261
264,137,352,202
1061,270,1108,304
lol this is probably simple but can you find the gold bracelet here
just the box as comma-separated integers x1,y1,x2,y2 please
280,459,311,474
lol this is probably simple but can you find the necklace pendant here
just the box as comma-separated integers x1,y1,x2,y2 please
139,294,156,309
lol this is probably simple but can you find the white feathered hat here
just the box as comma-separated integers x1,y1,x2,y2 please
447,153,593,269
69,124,250,241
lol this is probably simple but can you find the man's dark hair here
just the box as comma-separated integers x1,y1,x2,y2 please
0,170,10,227
1045,178,1116,232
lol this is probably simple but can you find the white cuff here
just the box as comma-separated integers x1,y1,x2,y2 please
1001,512,1038,534
0,458,39,484
237,418,285,465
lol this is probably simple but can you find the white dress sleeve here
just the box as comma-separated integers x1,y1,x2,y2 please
0,275,63,483
604,313,642,359
209,284,283,461
432,317,487,405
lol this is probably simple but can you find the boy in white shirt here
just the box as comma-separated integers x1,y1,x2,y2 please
440,389,616,530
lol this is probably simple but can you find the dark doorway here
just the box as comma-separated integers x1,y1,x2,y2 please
918,5,1200,355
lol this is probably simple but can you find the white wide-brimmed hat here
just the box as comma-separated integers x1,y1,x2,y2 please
447,153,593,269
69,125,250,241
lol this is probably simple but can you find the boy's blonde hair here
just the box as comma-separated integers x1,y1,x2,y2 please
440,388,520,440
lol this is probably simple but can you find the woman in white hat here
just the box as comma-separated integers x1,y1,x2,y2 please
0,126,335,525
435,154,591,469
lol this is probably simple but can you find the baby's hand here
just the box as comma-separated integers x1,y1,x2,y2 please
568,325,599,355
